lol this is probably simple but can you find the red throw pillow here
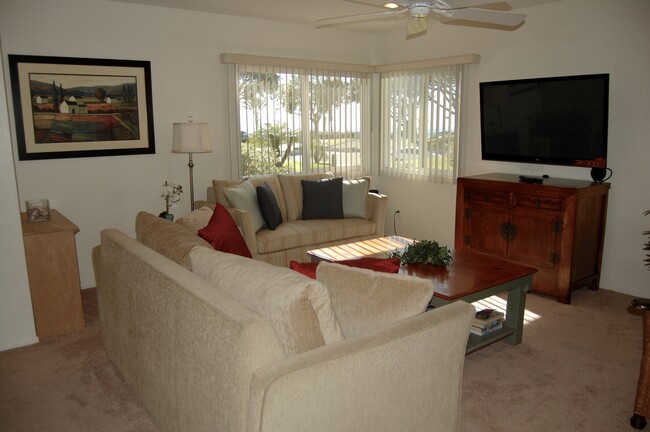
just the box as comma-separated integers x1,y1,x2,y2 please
343,257,401,273
290,261,319,279
290,257,401,279
198,203,252,258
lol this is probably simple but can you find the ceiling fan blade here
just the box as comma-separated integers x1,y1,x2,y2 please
406,16,429,38
437,0,511,9
441,8,526,26
343,0,390,9
316,8,407,28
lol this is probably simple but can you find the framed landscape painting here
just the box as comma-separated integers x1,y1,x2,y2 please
8,55,155,160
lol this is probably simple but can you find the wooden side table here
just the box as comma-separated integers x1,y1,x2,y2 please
20,209,85,338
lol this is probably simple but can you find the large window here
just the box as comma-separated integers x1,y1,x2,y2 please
224,55,371,178
380,64,464,184
224,54,477,183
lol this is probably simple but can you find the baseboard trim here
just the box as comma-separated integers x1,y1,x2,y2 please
0,335,40,353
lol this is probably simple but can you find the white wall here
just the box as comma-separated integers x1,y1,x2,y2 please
0,0,375,350
373,0,650,298
0,38,38,351
1,0,648,349
0,0,376,288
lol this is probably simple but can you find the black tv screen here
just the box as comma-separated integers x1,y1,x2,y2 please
480,74,609,168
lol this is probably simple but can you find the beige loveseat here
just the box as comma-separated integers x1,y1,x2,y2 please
205,173,388,267
92,211,475,432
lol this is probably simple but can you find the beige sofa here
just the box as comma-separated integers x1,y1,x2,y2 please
205,173,388,267
92,211,475,432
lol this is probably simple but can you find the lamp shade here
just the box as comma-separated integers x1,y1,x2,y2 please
172,122,212,154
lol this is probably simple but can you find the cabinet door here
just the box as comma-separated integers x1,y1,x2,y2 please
463,200,510,259
508,206,560,269
571,193,608,282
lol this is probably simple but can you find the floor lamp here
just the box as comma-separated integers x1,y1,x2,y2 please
172,117,212,211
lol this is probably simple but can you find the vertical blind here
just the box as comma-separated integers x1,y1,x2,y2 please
235,62,370,179
224,53,478,181
380,64,463,184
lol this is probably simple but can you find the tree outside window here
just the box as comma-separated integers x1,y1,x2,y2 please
381,65,462,184
236,65,368,178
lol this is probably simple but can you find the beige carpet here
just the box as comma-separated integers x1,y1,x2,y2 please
461,287,642,431
0,287,643,431
0,289,159,432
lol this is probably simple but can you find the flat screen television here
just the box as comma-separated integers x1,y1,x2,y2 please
479,73,609,168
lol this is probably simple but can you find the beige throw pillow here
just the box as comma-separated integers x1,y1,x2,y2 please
175,206,213,233
213,176,287,221
224,180,266,232
342,178,369,219
316,261,434,338
135,211,211,270
190,247,344,356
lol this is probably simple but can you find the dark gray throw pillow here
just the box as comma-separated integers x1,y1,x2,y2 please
256,182,282,230
302,177,344,220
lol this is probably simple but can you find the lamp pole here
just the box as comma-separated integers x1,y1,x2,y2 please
187,152,195,211
172,116,212,213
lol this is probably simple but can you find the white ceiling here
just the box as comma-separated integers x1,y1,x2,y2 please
102,0,391,30
100,0,560,33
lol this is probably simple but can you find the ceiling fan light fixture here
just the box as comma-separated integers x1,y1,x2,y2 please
406,16,429,38
410,5,430,18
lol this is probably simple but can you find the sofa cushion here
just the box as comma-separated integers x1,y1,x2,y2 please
342,178,370,219
190,247,344,356
290,257,401,279
255,218,376,254
302,177,344,220
224,180,266,232
135,211,212,270
213,175,287,221
175,206,213,234
316,261,434,338
256,182,282,230
198,203,252,258
277,172,333,221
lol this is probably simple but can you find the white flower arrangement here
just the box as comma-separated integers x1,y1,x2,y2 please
161,180,183,214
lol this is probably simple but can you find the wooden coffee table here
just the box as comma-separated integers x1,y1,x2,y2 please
400,251,536,353
308,236,537,353
307,235,413,262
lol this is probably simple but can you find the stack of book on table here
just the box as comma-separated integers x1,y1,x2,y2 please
471,309,505,336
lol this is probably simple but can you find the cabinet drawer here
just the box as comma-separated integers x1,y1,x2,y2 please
513,194,564,211
464,188,509,205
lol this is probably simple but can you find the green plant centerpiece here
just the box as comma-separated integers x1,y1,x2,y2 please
389,239,453,267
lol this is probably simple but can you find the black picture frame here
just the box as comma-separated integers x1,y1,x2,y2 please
8,54,155,160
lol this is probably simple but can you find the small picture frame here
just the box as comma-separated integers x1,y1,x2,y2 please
25,199,50,222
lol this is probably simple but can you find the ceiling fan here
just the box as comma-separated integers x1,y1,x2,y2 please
316,0,527,39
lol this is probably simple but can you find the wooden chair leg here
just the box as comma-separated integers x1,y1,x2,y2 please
631,298,650,430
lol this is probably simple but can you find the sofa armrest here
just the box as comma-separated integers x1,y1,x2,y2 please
228,207,259,258
366,193,388,236
247,301,474,432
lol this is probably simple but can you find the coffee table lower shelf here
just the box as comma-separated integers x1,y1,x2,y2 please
467,326,515,354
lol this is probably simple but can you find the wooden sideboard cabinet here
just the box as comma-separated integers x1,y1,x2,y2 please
21,209,85,338
454,173,610,304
